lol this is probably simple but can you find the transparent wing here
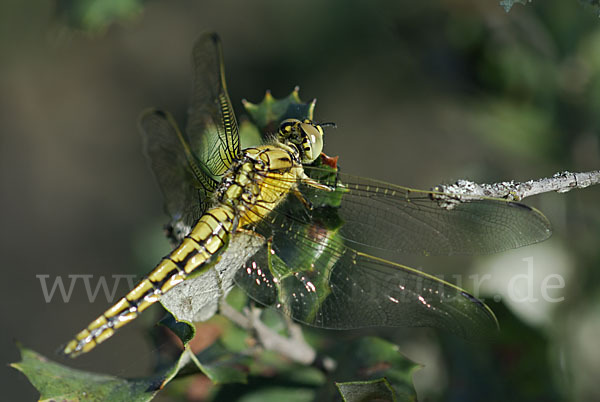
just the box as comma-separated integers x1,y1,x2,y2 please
139,109,219,226
262,166,552,256
234,161,550,334
186,32,240,178
235,208,498,337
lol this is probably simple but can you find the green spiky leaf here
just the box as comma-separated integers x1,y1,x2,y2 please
11,343,186,401
243,88,315,135
332,337,420,402
303,154,347,210
188,341,250,384
336,378,397,402
159,312,196,345
239,118,265,150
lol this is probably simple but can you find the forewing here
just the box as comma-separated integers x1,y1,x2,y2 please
287,167,552,256
139,109,219,226
187,32,240,177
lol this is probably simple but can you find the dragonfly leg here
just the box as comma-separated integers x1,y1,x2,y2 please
301,172,334,192
292,187,314,211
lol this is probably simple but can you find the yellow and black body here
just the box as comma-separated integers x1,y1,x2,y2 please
60,33,553,358
62,141,324,357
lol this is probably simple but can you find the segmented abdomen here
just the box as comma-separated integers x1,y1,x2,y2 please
62,205,236,357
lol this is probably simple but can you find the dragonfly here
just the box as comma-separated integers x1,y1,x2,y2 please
62,33,552,357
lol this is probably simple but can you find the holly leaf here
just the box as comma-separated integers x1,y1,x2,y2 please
331,337,421,402
159,312,196,346
11,343,187,401
242,87,315,135
187,341,250,384
239,118,264,150
336,378,397,402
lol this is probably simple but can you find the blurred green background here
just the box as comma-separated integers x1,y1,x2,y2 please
1,0,599,400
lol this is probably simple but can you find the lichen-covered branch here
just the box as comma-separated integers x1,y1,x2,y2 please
219,302,317,365
433,170,599,206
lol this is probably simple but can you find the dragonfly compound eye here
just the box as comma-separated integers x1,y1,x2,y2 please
298,122,323,163
277,118,323,163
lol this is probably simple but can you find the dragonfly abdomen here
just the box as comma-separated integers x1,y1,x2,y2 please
62,205,236,357
62,145,304,357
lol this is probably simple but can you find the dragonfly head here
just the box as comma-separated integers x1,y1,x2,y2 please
278,118,324,163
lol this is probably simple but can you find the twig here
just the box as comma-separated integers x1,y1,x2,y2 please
219,302,316,365
432,170,599,208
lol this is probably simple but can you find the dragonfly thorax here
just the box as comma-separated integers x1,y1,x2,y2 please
215,144,303,227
